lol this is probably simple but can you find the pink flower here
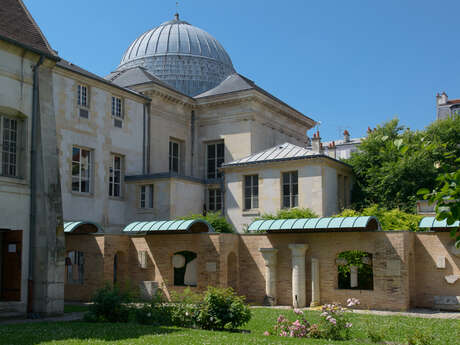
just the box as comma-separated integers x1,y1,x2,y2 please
280,331,288,337
263,331,270,336
320,312,328,317
345,322,352,328
277,315,286,323
293,308,303,315
329,317,337,325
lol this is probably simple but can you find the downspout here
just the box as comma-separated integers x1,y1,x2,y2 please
28,55,44,314
142,104,146,174
190,110,195,176
146,103,151,174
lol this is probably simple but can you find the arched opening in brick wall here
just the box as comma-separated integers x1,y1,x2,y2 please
336,251,373,290
66,250,84,285
227,252,238,291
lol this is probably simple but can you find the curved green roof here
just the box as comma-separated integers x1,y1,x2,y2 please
123,219,215,234
247,216,380,232
64,221,103,234
419,216,459,228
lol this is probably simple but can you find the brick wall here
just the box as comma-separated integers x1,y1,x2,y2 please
414,232,460,308
64,231,460,311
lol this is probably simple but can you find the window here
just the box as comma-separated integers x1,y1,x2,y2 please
111,96,123,127
337,251,373,290
169,140,180,173
282,171,298,208
109,155,122,197
208,188,222,211
0,116,19,177
66,250,84,285
77,85,89,118
140,184,154,209
244,175,259,210
72,147,91,193
77,84,88,107
207,142,224,179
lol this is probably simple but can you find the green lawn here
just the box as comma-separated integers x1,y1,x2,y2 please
1,309,459,345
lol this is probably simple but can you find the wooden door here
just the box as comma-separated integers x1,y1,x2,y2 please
1,230,22,301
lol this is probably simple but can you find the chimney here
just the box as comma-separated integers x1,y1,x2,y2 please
328,141,336,159
312,130,321,153
343,129,350,143
440,92,448,105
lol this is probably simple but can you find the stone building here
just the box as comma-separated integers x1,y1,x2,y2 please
0,0,64,316
436,92,460,120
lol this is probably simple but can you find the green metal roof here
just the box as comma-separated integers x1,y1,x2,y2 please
64,221,103,233
419,216,460,228
247,216,380,232
122,219,215,234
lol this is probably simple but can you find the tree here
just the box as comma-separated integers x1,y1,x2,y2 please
418,162,460,247
180,212,234,233
347,116,460,212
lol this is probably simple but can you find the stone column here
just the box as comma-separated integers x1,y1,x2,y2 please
288,244,309,308
350,265,358,288
310,258,320,307
259,248,278,306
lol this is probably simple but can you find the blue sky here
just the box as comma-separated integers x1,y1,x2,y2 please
24,0,460,141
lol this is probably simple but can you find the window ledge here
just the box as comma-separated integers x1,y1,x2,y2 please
109,196,124,201
0,176,27,186
71,191,94,198
136,209,154,214
242,209,260,217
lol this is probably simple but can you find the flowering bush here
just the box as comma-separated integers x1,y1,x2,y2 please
266,298,360,340
319,298,360,340
268,309,319,338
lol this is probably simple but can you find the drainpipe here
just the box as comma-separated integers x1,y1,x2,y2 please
146,103,151,174
28,55,44,314
190,110,195,176
142,104,146,174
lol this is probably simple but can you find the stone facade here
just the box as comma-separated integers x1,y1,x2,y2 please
65,231,460,312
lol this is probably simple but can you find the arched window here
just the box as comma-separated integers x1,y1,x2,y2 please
66,251,84,285
172,251,197,287
336,251,373,290
113,253,119,285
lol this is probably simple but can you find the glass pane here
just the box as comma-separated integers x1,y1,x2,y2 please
283,172,290,184
173,158,178,172
207,144,215,158
292,195,299,207
72,162,79,176
72,147,80,162
245,198,251,210
173,142,179,156
244,175,251,187
217,143,224,158
148,185,154,208
114,156,121,169
283,196,290,208
292,183,298,195
283,184,290,196
244,187,252,199
253,197,259,209
292,171,298,183
109,183,113,196
72,177,79,191
114,184,120,197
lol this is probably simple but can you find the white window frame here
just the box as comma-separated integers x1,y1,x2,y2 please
282,171,298,208
208,188,222,212
0,115,20,178
206,141,224,179
72,146,92,193
77,84,89,108
244,175,259,210
169,140,180,174
139,184,154,209
111,96,123,127
109,154,123,198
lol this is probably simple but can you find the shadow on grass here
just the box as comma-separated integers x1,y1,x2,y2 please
0,321,181,345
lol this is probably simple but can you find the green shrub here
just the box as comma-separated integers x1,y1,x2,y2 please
195,287,251,330
407,330,435,345
180,212,234,233
334,205,423,231
133,290,171,325
169,288,202,327
84,284,133,323
259,208,318,220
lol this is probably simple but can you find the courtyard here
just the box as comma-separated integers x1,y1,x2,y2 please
1,307,459,345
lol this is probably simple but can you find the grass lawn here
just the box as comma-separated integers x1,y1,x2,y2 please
1,308,459,345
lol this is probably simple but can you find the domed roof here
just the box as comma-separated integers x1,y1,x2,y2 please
117,14,235,97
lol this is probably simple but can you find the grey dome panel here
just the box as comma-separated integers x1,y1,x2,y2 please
118,15,235,96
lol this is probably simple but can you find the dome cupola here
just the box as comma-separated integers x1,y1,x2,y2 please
117,13,235,97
